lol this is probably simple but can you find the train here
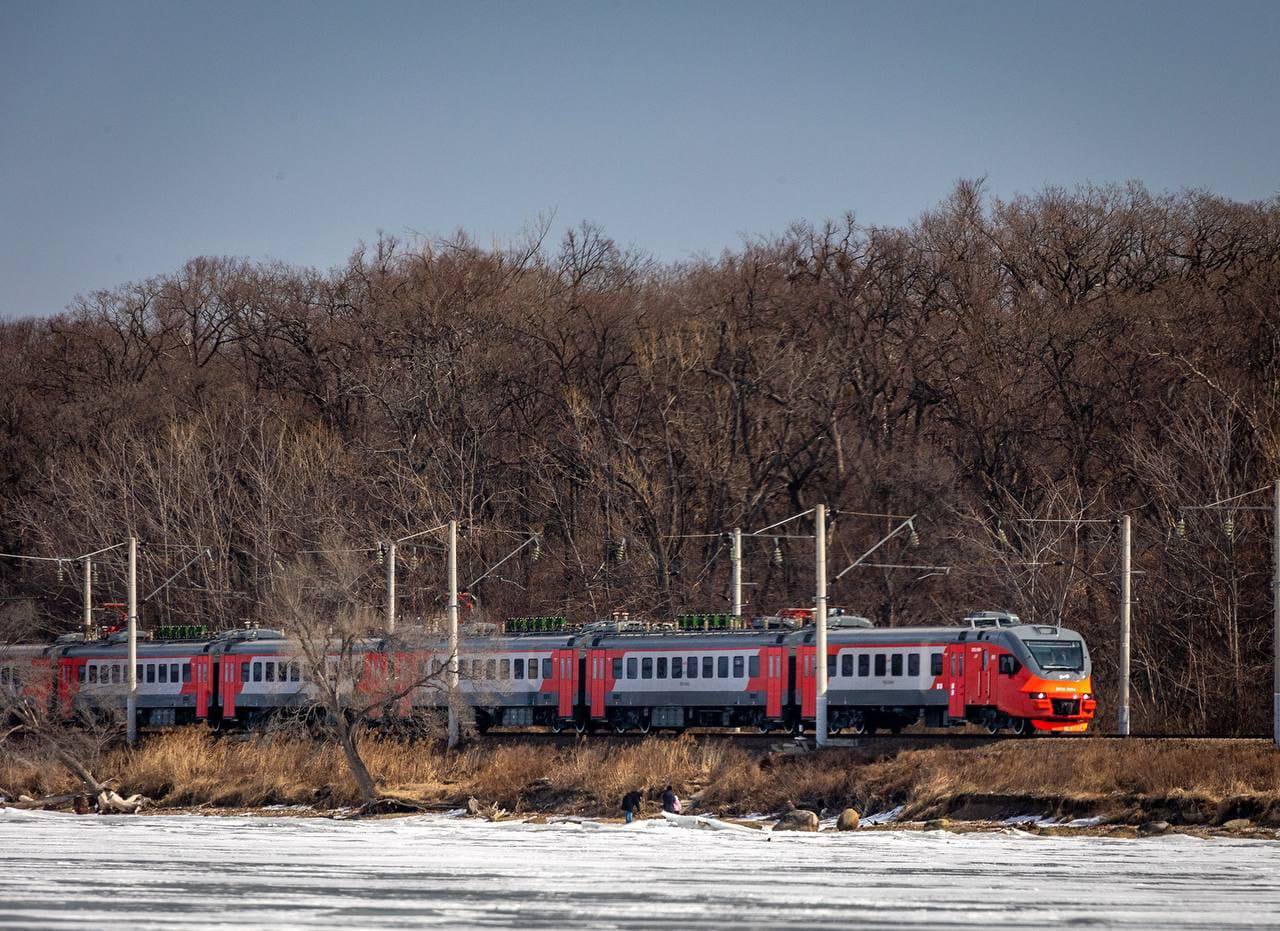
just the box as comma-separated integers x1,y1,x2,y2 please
1,610,1097,736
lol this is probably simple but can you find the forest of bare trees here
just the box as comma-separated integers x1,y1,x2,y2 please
1,181,1278,735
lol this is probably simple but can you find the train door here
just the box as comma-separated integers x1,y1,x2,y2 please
965,644,990,705
945,645,966,717
587,649,608,720
797,646,816,719
555,649,576,718
764,646,785,719
223,657,238,718
194,655,210,718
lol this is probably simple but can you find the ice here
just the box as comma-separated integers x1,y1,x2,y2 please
860,805,903,825
1,812,1279,929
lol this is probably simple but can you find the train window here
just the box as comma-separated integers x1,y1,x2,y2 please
171,663,180,682
641,658,652,679
701,656,713,678
293,663,302,682
240,662,249,682
982,652,989,670
826,654,836,678
748,655,759,678
657,657,668,678
672,657,683,679
182,663,192,683
528,658,539,682
874,654,886,677
908,654,920,677
88,665,98,683
111,665,121,684
998,655,1021,676
732,656,744,678
251,662,261,682
717,656,729,678
891,654,903,676
542,658,552,679
687,657,698,679
265,663,274,683
77,665,86,683
612,658,623,680
514,659,525,680
931,653,943,676
840,654,853,677
162,663,172,684
626,657,637,679
486,659,497,679
470,659,481,679
500,659,511,679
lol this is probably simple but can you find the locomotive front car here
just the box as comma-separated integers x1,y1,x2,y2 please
946,623,1096,733
792,618,1097,735
581,630,790,732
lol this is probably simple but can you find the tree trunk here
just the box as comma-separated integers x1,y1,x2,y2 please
333,718,378,804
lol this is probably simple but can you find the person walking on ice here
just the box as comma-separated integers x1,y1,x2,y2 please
621,788,643,824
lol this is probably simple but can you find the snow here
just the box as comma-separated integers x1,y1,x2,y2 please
2,811,1279,929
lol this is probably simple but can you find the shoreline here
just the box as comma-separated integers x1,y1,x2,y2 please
5,731,1280,839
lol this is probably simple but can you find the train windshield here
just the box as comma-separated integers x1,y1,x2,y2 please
1024,640,1084,671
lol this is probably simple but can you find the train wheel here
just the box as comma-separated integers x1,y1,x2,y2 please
1009,717,1030,737
574,718,589,735
848,718,867,736
636,718,652,735
550,719,566,734
613,722,630,734
985,722,1001,735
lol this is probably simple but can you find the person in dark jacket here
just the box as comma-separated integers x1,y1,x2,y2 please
661,785,680,814
621,788,643,823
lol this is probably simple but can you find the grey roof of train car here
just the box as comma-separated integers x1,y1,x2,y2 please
585,630,791,649
785,623,1085,645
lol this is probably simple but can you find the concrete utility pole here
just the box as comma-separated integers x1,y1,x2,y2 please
1118,514,1132,737
815,504,829,748
1273,480,1280,749
126,536,138,745
82,557,92,640
731,527,743,621
385,541,397,634
447,519,460,749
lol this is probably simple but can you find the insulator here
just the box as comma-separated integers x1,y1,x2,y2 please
56,560,64,583
771,541,784,568
1175,515,1186,539
996,528,1009,548
1224,516,1235,538
529,535,543,561
91,565,100,584
375,543,386,564
616,537,626,561
909,529,921,547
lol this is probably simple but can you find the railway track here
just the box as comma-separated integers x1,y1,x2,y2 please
473,729,1271,750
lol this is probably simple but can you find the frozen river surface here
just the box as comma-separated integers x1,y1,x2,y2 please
3,809,1280,930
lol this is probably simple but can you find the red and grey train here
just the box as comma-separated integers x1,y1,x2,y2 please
1,612,1096,736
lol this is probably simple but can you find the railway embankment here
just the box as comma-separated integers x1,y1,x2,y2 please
4,731,1279,832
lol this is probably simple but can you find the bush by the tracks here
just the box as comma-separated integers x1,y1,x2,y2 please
5,732,1280,825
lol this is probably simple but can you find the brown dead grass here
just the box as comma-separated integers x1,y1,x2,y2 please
5,733,1280,822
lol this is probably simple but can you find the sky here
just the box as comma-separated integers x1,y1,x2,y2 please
1,1,1277,318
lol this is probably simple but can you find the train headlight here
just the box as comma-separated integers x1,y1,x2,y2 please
1030,692,1047,700
1081,693,1092,701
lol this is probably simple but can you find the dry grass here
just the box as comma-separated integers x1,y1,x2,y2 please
5,733,1280,822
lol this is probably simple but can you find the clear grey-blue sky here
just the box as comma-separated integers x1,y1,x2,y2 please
2,1,1277,318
